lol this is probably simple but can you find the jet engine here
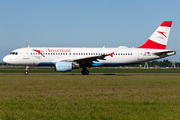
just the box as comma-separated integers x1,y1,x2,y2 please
55,61,79,72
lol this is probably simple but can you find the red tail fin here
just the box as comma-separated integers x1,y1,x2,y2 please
138,21,172,49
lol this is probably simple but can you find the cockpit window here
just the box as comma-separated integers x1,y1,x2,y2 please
10,52,18,55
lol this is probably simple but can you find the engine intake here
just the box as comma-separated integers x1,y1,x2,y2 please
55,61,79,72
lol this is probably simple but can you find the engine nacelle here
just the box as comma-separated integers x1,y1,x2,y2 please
55,61,79,72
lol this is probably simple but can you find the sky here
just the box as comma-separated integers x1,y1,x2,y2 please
0,0,180,62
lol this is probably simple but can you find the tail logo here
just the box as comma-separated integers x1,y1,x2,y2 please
157,31,167,38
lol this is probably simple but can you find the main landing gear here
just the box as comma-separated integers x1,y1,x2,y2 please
24,66,29,75
81,67,89,75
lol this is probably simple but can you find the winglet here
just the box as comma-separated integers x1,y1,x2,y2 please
109,52,114,57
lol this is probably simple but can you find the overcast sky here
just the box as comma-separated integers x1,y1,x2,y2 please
1,0,180,62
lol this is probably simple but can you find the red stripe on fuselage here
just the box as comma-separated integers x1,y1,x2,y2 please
160,21,172,27
138,39,166,49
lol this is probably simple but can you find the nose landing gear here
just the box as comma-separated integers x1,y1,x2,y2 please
25,66,29,75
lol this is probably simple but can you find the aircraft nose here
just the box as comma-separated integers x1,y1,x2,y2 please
3,56,8,63
3,55,11,64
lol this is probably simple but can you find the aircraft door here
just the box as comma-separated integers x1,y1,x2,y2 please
23,48,29,59
138,50,143,60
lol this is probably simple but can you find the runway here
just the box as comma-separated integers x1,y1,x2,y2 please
1,74,180,76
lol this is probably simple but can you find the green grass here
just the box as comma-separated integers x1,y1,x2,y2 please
0,67,180,74
0,76,180,119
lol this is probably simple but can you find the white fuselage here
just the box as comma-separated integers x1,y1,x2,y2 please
2,21,175,75
3,47,174,67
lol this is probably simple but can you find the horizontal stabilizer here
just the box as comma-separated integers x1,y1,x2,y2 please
153,50,176,56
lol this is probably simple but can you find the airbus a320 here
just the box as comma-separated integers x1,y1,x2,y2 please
3,21,176,75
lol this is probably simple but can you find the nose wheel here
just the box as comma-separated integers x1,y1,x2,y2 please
24,66,29,75
25,71,29,75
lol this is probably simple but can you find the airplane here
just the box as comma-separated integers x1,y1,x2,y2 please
3,21,176,75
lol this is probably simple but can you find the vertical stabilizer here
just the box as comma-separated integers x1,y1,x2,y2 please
138,21,172,49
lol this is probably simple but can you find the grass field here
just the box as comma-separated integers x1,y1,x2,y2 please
0,67,180,74
0,73,180,119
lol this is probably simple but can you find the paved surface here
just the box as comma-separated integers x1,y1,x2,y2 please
1,74,180,76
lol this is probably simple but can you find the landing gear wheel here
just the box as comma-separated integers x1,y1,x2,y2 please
25,66,29,75
25,71,29,75
81,70,89,75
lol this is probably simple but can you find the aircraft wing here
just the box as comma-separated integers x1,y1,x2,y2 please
153,50,176,56
71,52,114,65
